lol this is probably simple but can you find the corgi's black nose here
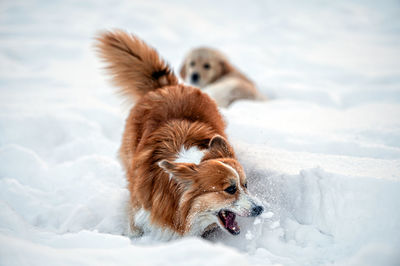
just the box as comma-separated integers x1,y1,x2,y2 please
191,73,199,83
251,205,264,216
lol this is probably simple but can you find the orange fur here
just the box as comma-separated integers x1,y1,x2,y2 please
96,30,178,100
95,30,262,238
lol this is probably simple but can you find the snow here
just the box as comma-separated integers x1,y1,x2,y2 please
1,0,400,265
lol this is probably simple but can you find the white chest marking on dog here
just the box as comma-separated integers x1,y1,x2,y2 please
175,146,205,165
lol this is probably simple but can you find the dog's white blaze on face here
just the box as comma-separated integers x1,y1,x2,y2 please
216,160,259,214
216,161,260,216
216,160,240,182
175,146,205,165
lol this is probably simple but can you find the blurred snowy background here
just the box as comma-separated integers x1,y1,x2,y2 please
1,0,400,265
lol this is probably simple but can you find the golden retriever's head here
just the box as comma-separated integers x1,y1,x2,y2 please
180,48,234,88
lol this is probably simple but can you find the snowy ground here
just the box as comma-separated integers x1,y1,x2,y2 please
1,0,400,265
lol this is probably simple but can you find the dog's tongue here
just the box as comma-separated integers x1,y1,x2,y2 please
225,211,240,234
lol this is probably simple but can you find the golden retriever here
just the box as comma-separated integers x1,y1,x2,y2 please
180,47,265,107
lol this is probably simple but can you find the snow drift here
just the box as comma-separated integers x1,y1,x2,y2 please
1,0,400,265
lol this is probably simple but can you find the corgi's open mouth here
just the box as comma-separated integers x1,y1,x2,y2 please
218,210,240,235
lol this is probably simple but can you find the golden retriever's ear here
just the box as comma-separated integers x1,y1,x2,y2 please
179,59,187,80
220,60,234,76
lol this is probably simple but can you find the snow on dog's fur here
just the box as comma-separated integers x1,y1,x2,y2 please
96,30,263,240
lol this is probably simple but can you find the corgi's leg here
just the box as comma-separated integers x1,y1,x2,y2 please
125,202,144,237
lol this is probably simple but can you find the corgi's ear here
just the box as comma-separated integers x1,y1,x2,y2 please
208,135,235,158
158,160,197,183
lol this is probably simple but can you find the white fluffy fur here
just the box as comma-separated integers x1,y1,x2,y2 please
203,78,241,108
134,208,180,241
175,146,205,164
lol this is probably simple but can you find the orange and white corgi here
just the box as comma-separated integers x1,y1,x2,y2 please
96,30,263,240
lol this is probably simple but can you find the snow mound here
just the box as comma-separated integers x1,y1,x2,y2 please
1,0,400,265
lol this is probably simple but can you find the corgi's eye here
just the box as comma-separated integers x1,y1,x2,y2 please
224,185,237,194
244,183,248,189
203,63,210,69
190,61,195,67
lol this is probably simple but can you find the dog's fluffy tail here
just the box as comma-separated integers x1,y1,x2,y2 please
95,30,178,99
